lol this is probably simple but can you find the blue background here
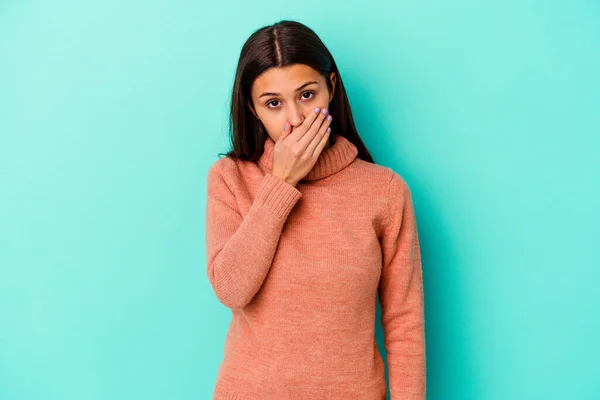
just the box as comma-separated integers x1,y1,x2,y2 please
1,1,599,399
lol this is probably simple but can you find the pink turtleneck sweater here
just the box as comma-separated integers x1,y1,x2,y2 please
205,133,426,399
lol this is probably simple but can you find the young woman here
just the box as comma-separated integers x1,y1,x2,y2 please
205,20,426,400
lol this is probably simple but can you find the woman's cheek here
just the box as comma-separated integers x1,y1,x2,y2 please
266,119,282,135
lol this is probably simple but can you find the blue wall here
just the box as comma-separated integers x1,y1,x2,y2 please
1,1,598,399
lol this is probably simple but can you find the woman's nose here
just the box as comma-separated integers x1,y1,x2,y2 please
287,107,305,128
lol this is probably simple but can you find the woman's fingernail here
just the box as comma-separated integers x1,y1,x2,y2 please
315,107,320,113
322,108,328,115
327,115,332,121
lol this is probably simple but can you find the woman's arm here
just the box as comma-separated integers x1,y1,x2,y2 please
205,159,302,309
378,172,427,399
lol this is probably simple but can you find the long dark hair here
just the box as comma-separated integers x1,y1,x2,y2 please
219,20,374,164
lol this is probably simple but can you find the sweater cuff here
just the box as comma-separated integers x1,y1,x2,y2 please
254,172,302,219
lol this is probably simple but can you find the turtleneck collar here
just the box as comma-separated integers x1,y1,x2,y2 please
258,133,358,182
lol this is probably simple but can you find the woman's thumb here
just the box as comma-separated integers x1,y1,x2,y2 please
278,122,290,143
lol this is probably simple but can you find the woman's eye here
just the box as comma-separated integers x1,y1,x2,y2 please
266,91,315,109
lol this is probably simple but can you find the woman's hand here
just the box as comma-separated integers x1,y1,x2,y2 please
271,107,333,187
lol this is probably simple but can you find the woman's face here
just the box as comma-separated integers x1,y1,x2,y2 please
249,64,336,142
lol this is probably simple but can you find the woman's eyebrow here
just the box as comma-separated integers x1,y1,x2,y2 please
259,81,318,98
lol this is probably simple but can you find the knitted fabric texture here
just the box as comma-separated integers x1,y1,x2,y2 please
205,133,426,399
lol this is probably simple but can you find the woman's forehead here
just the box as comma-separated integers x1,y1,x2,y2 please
252,64,322,96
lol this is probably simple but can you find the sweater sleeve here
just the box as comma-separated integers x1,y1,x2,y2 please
205,160,302,309
378,172,426,400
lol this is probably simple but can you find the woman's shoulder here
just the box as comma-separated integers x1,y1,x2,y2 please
206,155,264,194
208,155,236,174
206,156,243,192
350,158,411,192
207,155,250,181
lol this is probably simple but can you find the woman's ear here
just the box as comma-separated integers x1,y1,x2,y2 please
328,72,337,103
